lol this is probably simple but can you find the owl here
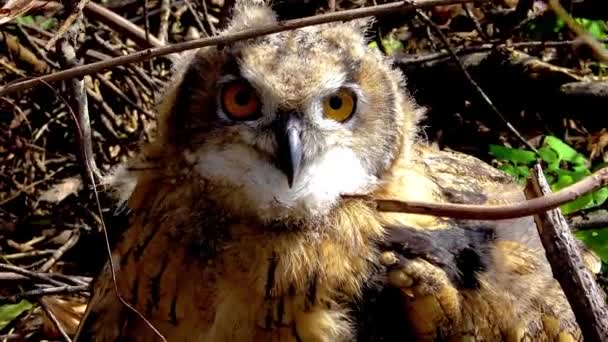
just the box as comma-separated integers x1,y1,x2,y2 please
73,0,585,341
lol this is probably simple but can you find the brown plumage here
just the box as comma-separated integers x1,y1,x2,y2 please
74,1,585,341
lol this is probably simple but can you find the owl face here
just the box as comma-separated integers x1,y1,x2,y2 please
161,3,419,222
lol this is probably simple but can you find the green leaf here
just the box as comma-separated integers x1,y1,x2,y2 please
561,193,594,214
547,160,561,171
498,164,518,178
551,173,574,192
40,18,58,31
588,21,605,39
0,300,33,330
593,187,608,206
543,136,587,164
381,36,403,55
489,145,536,164
575,227,608,263
516,166,530,178
572,164,589,173
15,16,35,25
538,146,558,163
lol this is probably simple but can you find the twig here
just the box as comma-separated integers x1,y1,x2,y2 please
15,24,60,69
2,285,89,302
158,0,171,44
56,13,102,186
45,0,90,50
49,273,90,286
95,75,155,118
38,298,72,342
526,164,608,341
0,271,90,285
415,9,537,152
396,39,607,66
184,0,208,37
2,250,55,260
347,167,608,220
38,229,80,273
84,1,164,48
0,0,476,96
549,0,608,62
143,0,154,74
200,0,216,35
0,263,66,287
462,4,488,41
568,210,608,231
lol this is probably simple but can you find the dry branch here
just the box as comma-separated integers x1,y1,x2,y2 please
158,0,171,44
84,1,164,48
0,263,66,287
349,167,608,220
45,0,90,50
0,0,476,96
549,0,608,62
38,229,80,273
526,164,608,341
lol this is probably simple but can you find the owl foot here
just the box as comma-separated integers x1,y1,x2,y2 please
379,252,452,298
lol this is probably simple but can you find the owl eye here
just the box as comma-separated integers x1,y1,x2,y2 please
322,88,357,123
220,81,261,121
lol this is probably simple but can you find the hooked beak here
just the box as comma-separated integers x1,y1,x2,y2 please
274,116,303,188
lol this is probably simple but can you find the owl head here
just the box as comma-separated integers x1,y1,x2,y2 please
155,0,422,222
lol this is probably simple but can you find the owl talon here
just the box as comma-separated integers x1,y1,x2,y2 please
385,257,452,297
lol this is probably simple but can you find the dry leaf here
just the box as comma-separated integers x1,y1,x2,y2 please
0,0,38,25
39,176,82,203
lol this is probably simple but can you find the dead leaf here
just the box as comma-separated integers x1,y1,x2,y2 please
39,176,82,203
0,0,38,25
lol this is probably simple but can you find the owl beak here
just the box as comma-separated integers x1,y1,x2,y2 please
274,117,303,188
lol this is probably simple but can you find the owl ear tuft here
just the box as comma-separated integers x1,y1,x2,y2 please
349,17,375,34
224,0,277,33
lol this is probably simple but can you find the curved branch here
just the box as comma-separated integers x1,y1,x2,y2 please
0,0,475,96
345,167,608,220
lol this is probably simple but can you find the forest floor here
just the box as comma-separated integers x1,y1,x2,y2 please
1,0,608,340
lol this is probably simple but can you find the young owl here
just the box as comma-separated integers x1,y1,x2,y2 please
74,1,584,341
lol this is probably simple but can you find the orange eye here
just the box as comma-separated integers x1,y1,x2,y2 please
322,88,356,122
220,81,261,120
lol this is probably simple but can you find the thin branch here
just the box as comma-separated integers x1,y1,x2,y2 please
84,1,164,48
0,0,476,96
45,0,90,50
2,250,55,260
0,263,67,287
200,0,216,36
346,167,608,220
38,229,80,273
38,298,72,342
158,0,171,44
2,285,89,302
396,39,608,66
415,9,537,152
526,164,608,341
184,0,208,37
549,0,608,62
568,210,608,231
56,23,102,186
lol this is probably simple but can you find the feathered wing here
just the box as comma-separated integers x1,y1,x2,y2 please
372,144,584,341
73,167,208,342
